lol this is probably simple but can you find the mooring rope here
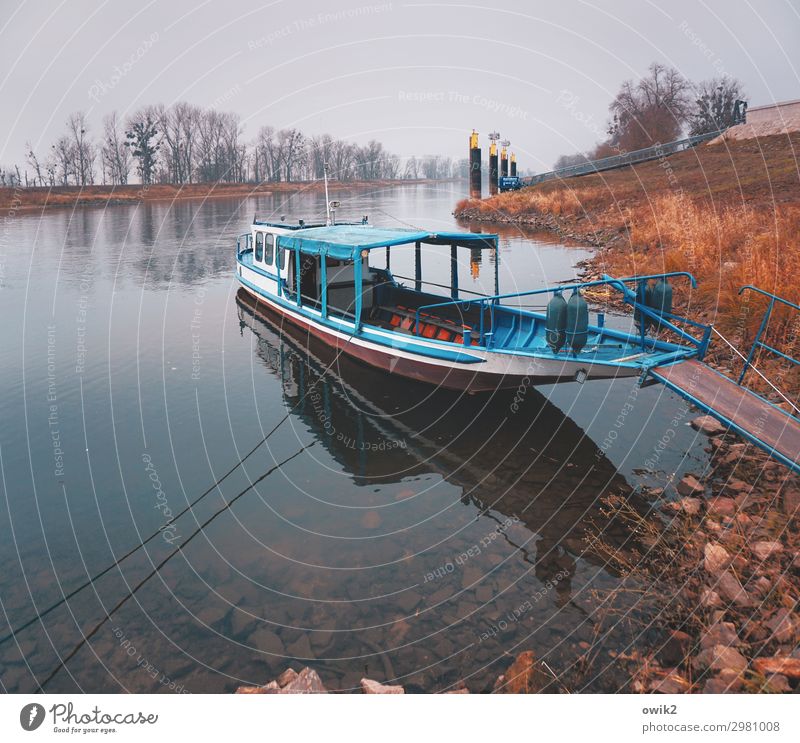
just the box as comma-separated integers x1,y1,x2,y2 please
0,408,294,649
1,294,353,652
36,445,313,691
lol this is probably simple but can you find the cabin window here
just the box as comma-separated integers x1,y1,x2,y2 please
255,232,264,262
265,234,275,266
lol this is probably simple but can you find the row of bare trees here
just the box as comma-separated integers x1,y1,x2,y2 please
2,103,455,188
554,65,745,168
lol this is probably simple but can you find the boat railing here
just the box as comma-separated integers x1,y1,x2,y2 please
236,233,252,258
737,285,800,385
413,271,712,356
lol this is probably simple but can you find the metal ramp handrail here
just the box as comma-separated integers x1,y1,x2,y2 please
738,285,800,386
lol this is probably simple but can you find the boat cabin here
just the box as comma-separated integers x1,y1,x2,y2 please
237,220,499,341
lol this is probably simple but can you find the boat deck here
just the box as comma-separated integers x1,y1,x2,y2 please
651,360,800,471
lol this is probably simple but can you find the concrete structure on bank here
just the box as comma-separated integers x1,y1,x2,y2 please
711,99,800,142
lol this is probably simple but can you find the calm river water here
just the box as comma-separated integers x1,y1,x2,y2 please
0,183,709,692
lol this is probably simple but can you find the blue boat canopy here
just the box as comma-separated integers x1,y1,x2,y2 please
276,225,497,261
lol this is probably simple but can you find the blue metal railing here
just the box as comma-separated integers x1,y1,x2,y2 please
236,233,252,258
523,130,725,187
738,286,800,385
412,271,711,356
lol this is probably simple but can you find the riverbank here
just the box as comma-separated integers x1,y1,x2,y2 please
231,429,800,694
0,178,446,212
454,133,800,694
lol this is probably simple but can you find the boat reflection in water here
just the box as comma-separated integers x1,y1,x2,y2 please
236,289,655,692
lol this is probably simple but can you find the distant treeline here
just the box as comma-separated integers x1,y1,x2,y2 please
1,103,466,188
554,65,745,170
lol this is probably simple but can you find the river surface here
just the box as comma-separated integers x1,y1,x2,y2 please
0,183,709,692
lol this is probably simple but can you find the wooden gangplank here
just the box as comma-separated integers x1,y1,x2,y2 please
651,360,800,472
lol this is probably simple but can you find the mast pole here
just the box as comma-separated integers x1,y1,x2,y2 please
324,162,332,226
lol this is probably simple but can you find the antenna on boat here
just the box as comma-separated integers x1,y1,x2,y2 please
324,162,332,226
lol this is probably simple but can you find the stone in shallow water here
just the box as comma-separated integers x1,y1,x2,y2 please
492,651,552,693
248,627,285,656
276,668,299,687
677,475,704,497
680,497,702,515
360,677,404,694
691,415,727,436
286,633,313,660
361,510,382,529
281,667,327,693
707,497,736,517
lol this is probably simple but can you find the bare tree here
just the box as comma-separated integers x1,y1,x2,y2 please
101,112,130,185
328,139,355,181
384,152,401,179
308,134,333,180
608,63,691,150
159,102,200,184
277,128,305,182
25,142,45,186
688,77,745,135
220,112,245,182
67,112,95,186
52,136,74,185
403,156,419,180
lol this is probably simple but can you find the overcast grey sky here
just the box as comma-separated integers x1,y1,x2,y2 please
1,0,798,173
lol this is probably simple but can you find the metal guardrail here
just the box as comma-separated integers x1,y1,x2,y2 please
737,286,800,389
523,129,726,186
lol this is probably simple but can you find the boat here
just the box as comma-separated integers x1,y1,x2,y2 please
233,188,800,473
234,203,709,394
